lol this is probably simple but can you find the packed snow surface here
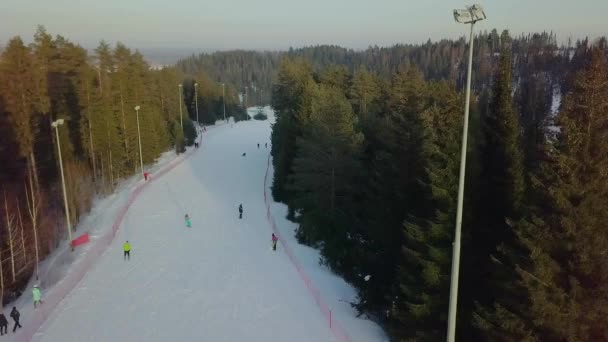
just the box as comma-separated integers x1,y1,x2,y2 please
19,107,385,342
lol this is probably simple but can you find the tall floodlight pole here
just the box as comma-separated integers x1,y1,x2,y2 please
135,105,144,179
178,83,183,131
222,83,227,122
194,82,200,129
448,4,486,342
51,119,72,243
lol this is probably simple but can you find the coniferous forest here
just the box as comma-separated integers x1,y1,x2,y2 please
0,27,245,302
2,23,608,340
180,31,608,340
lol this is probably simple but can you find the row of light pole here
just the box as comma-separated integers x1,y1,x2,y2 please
53,80,228,248
51,8,480,335
52,102,148,246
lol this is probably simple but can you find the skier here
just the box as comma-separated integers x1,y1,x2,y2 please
144,172,150,181
238,204,243,219
0,312,7,336
271,233,278,251
185,214,192,228
32,284,42,308
123,240,131,260
10,307,21,333
257,143,260,148
265,143,267,148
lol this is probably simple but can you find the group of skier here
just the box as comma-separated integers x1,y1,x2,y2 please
0,306,21,335
0,284,36,335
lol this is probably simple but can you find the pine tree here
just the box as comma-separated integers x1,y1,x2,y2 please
289,84,363,272
0,37,37,183
515,46,608,341
471,31,527,339
270,59,315,202
390,81,462,341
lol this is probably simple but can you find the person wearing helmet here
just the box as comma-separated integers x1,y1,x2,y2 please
185,214,192,228
123,241,131,260
32,285,42,308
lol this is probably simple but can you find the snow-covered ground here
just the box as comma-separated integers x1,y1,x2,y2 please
16,107,385,342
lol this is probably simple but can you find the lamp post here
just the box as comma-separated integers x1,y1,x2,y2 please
178,83,183,131
194,82,200,129
222,83,227,122
447,4,486,342
51,119,72,243
245,86,248,109
135,105,144,179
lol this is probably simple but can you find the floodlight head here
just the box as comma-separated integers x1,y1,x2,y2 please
135,105,140,111
453,4,486,24
194,83,198,87
178,84,182,88
51,119,65,127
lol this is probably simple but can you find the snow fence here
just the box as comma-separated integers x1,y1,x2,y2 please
263,154,351,342
17,149,195,342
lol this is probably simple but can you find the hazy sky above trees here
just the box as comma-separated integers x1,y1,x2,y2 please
1,0,606,51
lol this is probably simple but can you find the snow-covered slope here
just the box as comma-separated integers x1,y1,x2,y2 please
24,107,385,342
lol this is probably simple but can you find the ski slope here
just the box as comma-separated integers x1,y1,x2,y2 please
27,108,385,342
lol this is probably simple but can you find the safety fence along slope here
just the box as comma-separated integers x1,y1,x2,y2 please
263,154,351,342
17,148,196,342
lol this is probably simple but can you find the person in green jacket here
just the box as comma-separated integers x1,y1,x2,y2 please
123,241,131,260
32,285,42,308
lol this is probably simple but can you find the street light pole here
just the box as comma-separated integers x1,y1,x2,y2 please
222,83,226,122
178,83,183,131
194,83,200,129
52,119,72,243
448,5,486,342
135,105,144,179
245,86,248,109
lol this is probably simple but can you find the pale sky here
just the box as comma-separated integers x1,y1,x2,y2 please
1,0,606,52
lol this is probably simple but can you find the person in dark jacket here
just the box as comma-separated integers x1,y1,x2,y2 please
10,307,21,332
0,312,8,335
238,204,243,219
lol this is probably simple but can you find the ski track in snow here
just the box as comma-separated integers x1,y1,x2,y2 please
17,107,386,342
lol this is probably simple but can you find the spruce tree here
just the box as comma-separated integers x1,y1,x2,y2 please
471,31,527,339
515,46,608,341
289,84,363,272
391,82,462,341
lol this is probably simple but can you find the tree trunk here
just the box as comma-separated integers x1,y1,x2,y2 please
30,152,41,195
331,166,335,214
17,203,26,266
100,154,106,193
4,191,16,282
120,83,129,163
25,169,40,280
109,149,114,188
86,82,97,183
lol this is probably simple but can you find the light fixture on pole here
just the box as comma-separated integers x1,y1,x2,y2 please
447,4,486,342
178,83,183,131
51,119,72,244
134,105,144,179
194,82,200,130
221,83,227,123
